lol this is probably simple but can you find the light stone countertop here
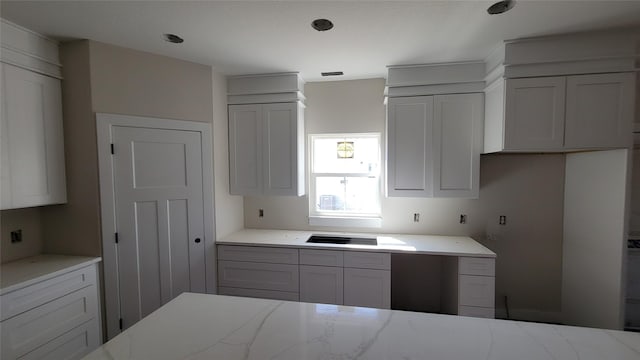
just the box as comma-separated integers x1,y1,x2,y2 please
0,254,101,295
84,292,640,360
217,228,496,258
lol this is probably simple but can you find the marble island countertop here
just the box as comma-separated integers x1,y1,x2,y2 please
85,292,640,360
217,228,496,258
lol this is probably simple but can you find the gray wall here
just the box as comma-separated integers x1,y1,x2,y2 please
244,78,565,322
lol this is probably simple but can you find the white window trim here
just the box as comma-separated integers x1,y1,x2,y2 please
308,133,382,228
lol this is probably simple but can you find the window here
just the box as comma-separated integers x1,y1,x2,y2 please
309,133,381,227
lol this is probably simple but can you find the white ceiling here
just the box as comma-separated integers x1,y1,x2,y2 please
2,1,640,82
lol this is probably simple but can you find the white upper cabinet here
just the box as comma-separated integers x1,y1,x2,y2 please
228,102,304,196
564,73,635,149
387,96,434,197
1,63,66,210
387,94,483,198
503,77,566,151
433,93,483,198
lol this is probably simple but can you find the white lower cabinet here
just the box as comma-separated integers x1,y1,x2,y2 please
0,262,101,360
217,260,299,292
455,257,496,318
343,268,391,309
299,265,343,305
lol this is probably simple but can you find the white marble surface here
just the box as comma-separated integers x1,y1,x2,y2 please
85,293,640,360
217,229,496,258
0,254,101,295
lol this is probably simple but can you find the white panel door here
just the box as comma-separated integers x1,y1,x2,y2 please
112,126,206,330
299,265,344,305
504,77,566,151
228,104,262,196
262,102,300,196
343,268,391,309
0,63,66,209
387,96,434,197
433,93,483,198
565,73,635,149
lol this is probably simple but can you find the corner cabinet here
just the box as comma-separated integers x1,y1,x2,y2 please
0,63,67,209
484,72,635,153
228,102,304,196
387,93,483,198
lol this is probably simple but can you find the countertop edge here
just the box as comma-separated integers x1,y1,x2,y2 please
0,256,102,295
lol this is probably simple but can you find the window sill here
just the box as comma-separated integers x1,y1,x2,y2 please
308,216,382,228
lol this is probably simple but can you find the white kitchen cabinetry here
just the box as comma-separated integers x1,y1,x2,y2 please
300,265,344,305
0,63,66,210
453,257,495,318
228,102,304,196
387,93,483,198
0,256,101,360
484,73,635,153
344,268,391,309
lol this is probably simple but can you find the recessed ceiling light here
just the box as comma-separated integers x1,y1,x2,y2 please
311,19,334,32
321,71,343,77
487,0,515,15
163,33,184,44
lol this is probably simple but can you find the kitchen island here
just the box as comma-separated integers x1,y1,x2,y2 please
84,292,640,360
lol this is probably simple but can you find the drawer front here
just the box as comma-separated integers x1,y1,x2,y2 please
343,268,391,309
458,257,495,277
218,261,299,292
458,306,495,319
344,252,390,270
299,249,343,267
18,319,100,360
299,265,344,305
218,287,299,302
459,275,495,308
217,245,298,264
1,265,97,321
1,286,98,360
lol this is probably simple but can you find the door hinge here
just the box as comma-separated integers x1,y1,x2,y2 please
115,232,119,244
110,143,115,155
119,318,123,330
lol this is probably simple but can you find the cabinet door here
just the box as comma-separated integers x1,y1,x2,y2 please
504,77,566,151
299,265,344,305
228,104,262,196
433,93,483,198
343,268,390,309
262,102,303,196
565,73,635,149
1,63,66,209
387,96,434,197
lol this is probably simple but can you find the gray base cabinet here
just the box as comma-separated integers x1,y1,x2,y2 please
299,265,343,304
343,268,391,309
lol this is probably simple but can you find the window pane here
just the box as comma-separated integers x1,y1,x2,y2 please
314,176,380,214
313,136,379,174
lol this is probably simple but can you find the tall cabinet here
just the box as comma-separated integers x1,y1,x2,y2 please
227,73,305,196
0,20,67,209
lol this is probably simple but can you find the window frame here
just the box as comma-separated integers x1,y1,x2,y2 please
308,133,382,227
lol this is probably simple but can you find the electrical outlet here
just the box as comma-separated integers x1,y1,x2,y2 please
259,209,264,218
413,213,420,222
499,215,507,225
10,229,22,243
459,214,467,224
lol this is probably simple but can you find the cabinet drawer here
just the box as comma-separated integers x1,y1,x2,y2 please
458,306,495,319
299,249,343,267
1,265,96,321
459,275,495,308
1,286,98,360
344,252,390,270
217,245,298,264
18,319,100,360
218,287,299,302
458,257,495,277
218,261,299,292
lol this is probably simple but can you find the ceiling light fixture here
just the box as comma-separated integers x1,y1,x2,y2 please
163,33,184,44
321,71,344,77
311,19,334,32
487,0,515,15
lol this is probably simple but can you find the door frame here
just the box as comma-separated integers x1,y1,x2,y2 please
96,113,216,340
